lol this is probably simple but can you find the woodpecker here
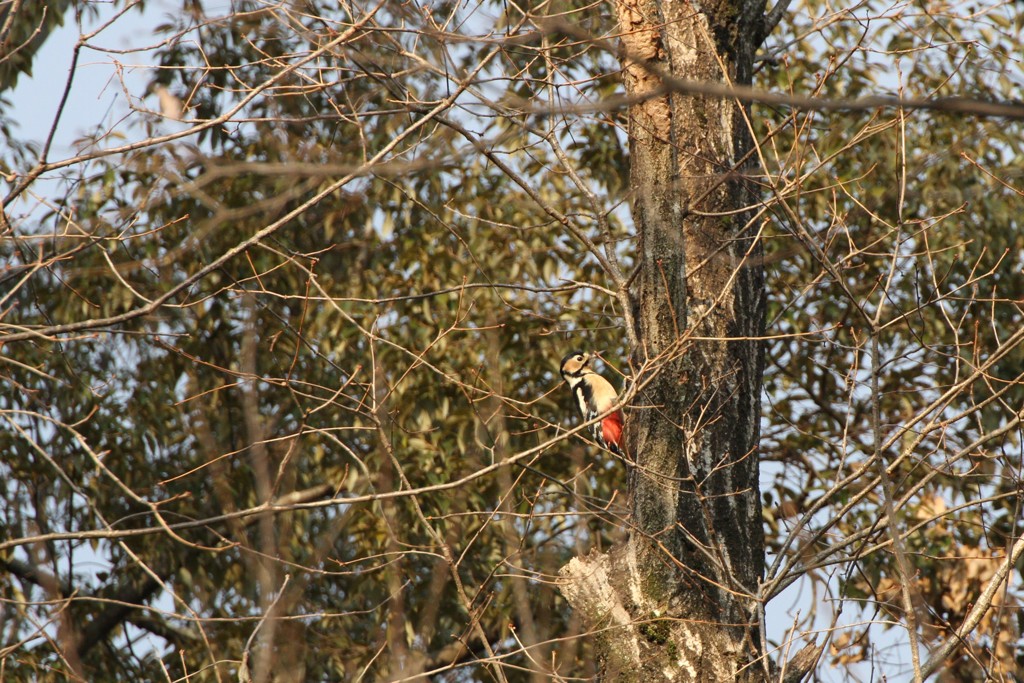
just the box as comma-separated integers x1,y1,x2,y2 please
559,350,625,457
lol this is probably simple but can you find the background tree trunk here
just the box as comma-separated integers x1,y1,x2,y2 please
560,0,772,679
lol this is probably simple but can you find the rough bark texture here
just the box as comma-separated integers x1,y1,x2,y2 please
560,0,773,680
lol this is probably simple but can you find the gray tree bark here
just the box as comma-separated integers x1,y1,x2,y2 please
558,1,808,680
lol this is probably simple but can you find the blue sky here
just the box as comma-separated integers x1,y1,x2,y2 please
9,3,155,151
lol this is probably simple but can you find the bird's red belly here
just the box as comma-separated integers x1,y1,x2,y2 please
602,411,624,448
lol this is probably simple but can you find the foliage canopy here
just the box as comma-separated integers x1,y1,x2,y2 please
2,0,1023,680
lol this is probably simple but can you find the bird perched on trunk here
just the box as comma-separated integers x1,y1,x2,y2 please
559,350,625,457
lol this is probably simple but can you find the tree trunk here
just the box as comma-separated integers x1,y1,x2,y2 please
560,0,775,680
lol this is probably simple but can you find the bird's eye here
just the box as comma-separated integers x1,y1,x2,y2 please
576,355,583,361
